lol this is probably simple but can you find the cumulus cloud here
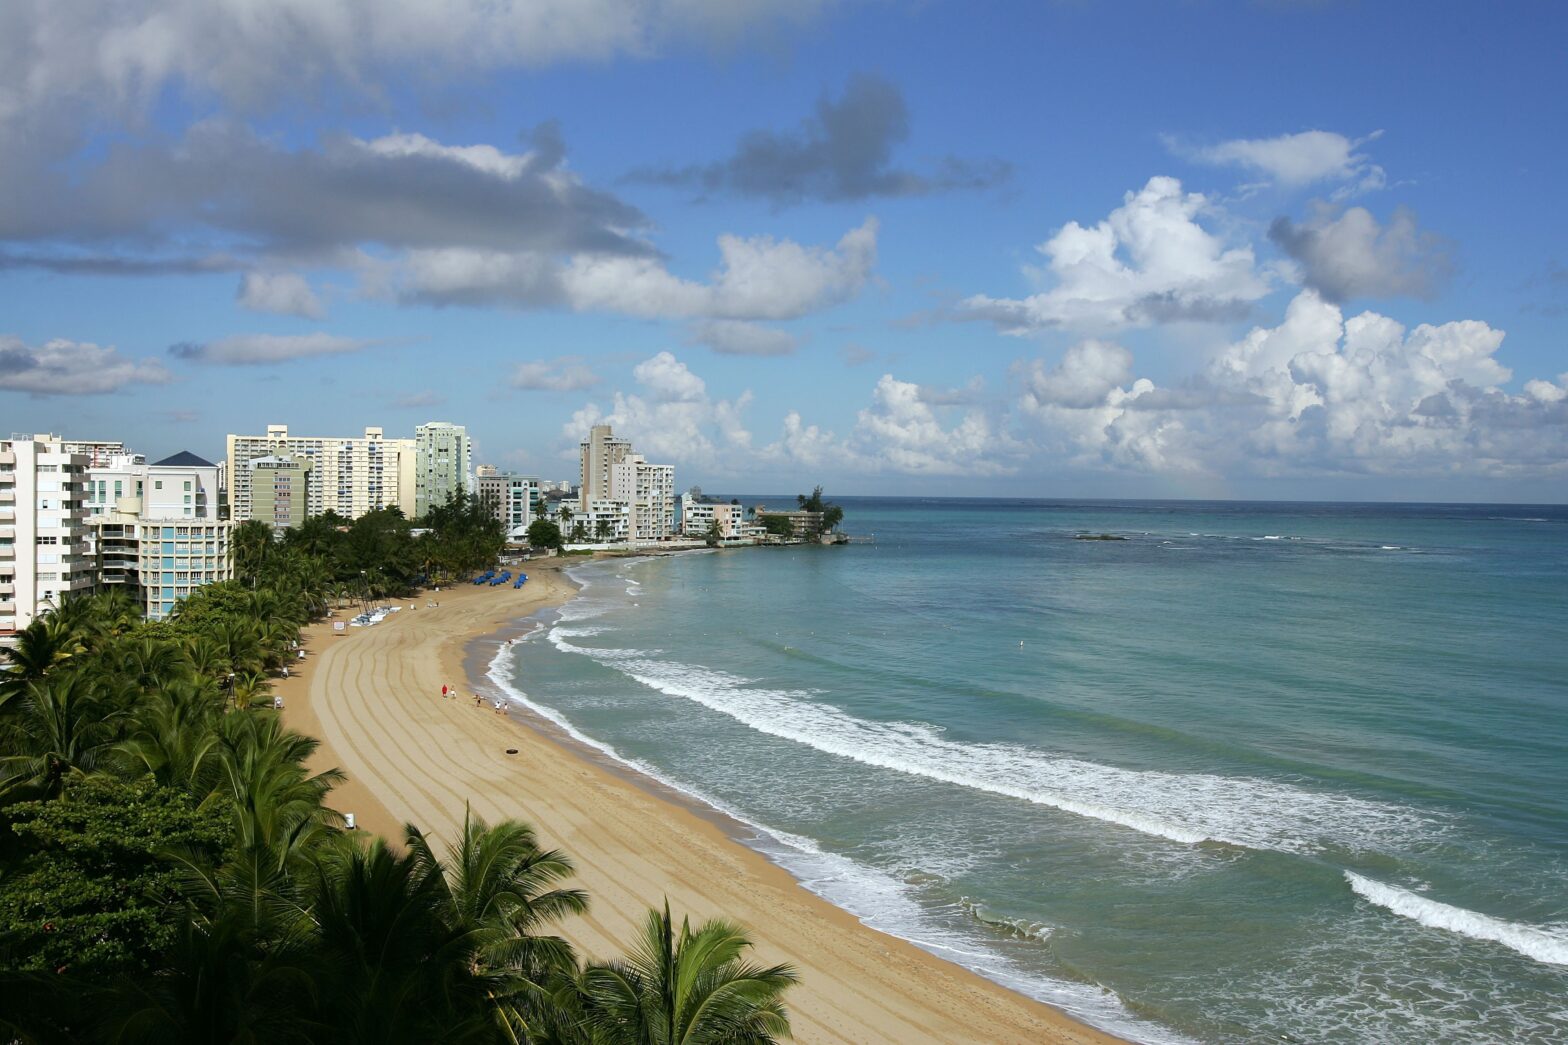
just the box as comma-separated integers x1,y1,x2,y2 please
849,374,1017,476
963,177,1270,333
1014,292,1568,479
687,320,798,357
406,217,878,321
238,271,326,319
1269,205,1451,302
512,357,600,392
628,74,1009,204
169,332,375,365
565,351,753,469
1173,129,1386,196
0,334,171,395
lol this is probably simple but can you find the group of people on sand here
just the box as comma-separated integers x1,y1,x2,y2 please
440,683,508,716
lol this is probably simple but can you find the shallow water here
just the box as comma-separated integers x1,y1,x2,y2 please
496,499,1568,1043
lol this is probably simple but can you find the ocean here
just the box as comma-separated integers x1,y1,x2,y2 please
491,498,1568,1043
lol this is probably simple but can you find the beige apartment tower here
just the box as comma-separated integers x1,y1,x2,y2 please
226,424,416,523
578,424,633,511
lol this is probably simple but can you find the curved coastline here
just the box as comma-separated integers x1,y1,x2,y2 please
280,558,1125,1044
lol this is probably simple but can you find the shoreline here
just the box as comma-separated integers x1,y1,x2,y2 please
278,560,1123,1044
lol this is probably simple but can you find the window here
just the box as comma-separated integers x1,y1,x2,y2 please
154,480,163,490
183,481,191,491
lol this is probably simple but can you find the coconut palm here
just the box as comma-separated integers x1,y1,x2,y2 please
405,811,588,1035
117,679,225,796
0,616,83,703
307,837,498,1044
0,673,124,800
114,635,191,695
212,712,343,868
577,902,797,1045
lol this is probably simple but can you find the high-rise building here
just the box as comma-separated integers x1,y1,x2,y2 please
90,449,234,621
573,424,675,544
474,469,541,537
226,424,415,522
611,454,676,541
414,421,472,517
249,456,312,530
0,434,95,641
577,424,633,511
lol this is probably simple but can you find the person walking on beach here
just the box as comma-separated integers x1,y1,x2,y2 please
442,684,448,698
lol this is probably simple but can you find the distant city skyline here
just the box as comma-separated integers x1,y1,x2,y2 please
1,2,1564,502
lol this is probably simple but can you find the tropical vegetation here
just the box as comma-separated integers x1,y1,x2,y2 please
0,517,795,1042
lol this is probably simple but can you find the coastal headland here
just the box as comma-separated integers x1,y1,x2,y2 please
275,558,1120,1045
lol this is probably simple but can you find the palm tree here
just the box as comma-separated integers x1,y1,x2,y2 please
211,712,344,869
118,680,225,796
1,616,84,703
405,811,587,987
595,520,612,544
307,837,498,1044
0,674,124,800
577,902,797,1045
558,506,574,540
114,635,190,695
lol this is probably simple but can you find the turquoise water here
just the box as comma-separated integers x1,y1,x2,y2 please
492,499,1568,1043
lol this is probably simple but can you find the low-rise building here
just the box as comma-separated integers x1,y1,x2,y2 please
680,495,746,540
752,506,825,540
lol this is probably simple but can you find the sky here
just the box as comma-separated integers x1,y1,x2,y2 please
1,0,1565,502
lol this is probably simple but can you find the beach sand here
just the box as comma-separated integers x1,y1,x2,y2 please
275,565,1120,1045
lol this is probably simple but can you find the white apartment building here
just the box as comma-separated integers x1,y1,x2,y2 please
578,424,633,511
574,499,630,543
414,421,472,517
0,435,95,642
226,424,415,522
680,495,748,540
90,450,234,620
611,455,676,542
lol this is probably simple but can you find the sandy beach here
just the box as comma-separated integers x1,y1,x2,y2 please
275,562,1120,1045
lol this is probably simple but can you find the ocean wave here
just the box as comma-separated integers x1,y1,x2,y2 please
550,641,1438,856
1345,872,1568,967
481,640,1182,1044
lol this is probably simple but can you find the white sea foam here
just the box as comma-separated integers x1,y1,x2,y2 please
1345,872,1568,967
481,636,1185,1044
548,632,1438,856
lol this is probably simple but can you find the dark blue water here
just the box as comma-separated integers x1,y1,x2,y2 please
495,499,1568,1042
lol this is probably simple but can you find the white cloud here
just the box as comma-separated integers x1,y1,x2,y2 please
1176,129,1386,196
512,357,600,392
237,271,326,319
1269,205,1451,302
1012,292,1568,480
963,177,1270,333
0,1,824,126
170,332,375,365
0,334,171,395
849,374,1016,476
402,218,877,322
564,352,754,470
566,218,878,320
688,319,798,356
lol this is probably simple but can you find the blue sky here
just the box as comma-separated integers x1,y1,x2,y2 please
2,0,1564,500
